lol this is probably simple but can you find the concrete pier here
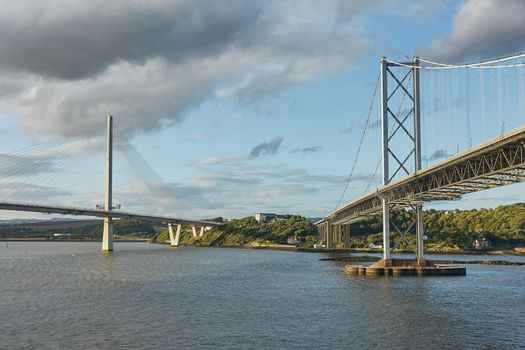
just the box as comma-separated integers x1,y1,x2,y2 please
344,259,466,277
168,223,182,247
191,225,197,237
174,224,181,246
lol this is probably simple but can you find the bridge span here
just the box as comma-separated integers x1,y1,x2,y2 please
0,115,220,251
320,126,525,227
316,55,525,267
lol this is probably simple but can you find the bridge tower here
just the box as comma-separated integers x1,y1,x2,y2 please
102,115,114,251
380,57,425,266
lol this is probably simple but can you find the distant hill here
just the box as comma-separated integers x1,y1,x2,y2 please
0,219,160,239
153,215,318,247
306,217,323,223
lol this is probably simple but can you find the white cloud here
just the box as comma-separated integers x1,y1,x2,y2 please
112,160,358,218
0,0,370,138
423,0,525,62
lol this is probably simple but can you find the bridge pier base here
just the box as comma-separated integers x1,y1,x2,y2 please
102,216,113,251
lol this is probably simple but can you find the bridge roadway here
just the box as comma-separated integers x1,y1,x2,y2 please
319,126,525,227
0,202,220,227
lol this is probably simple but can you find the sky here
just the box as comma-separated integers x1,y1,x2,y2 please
1,0,525,220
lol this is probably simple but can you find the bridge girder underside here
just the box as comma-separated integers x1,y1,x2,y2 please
326,131,525,226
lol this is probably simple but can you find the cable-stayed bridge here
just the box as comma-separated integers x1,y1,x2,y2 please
317,53,525,266
0,116,220,251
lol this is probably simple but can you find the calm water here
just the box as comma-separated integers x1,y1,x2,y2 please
0,242,524,349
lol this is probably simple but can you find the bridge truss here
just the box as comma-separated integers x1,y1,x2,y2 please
317,54,525,266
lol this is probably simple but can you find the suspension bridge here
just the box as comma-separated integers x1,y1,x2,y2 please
0,116,220,251
316,53,525,269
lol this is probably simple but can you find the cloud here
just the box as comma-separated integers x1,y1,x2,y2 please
291,146,322,154
423,0,525,62
424,149,449,162
336,0,379,23
429,97,463,113
113,159,368,218
193,136,284,165
369,119,381,129
0,182,70,203
339,126,353,134
193,155,247,166
0,0,371,138
0,1,263,81
0,139,103,179
250,136,284,158
0,154,55,178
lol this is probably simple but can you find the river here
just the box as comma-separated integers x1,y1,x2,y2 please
0,242,524,349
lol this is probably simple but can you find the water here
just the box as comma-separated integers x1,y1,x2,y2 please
0,242,524,349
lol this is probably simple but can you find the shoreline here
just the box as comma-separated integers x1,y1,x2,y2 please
152,240,525,256
0,238,149,243
1,238,524,257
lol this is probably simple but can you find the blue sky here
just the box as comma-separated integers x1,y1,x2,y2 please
0,0,525,220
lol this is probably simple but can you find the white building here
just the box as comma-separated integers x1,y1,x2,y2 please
254,213,277,223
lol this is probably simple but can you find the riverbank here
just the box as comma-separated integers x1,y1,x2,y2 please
0,238,150,242
3,236,524,257
152,239,525,256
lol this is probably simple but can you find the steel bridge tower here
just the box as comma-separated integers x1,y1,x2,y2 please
380,57,425,266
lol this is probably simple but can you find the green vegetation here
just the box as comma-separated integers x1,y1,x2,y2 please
0,219,157,239
152,215,318,247
349,203,525,251
3,203,525,252
150,204,525,251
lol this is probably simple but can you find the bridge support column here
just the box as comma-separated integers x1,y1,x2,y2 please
168,223,175,245
102,115,114,252
382,199,391,266
168,223,182,247
415,204,425,266
334,224,341,246
326,221,332,248
317,224,324,246
102,216,113,251
199,226,204,237
343,225,351,247
174,224,181,246
191,225,197,237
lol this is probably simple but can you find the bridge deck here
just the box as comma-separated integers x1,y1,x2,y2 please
0,202,220,227
320,127,525,226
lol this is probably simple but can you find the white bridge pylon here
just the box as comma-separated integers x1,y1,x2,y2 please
98,115,217,251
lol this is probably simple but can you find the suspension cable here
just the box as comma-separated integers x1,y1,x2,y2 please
386,53,525,70
335,71,380,210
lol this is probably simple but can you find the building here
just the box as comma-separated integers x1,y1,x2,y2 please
254,213,277,223
474,237,492,249
287,235,301,245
